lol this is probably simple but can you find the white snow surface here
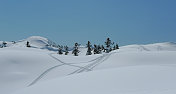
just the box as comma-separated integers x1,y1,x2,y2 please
0,36,176,94
0,36,58,51
13,66,176,94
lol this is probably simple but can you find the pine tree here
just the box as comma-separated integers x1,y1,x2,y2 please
109,47,112,52
3,41,7,47
26,41,31,47
93,44,98,54
86,41,91,48
116,43,119,49
58,45,63,55
101,45,105,52
105,38,113,53
113,45,116,50
12,41,16,44
86,41,92,55
64,46,69,55
72,43,79,56
97,45,102,54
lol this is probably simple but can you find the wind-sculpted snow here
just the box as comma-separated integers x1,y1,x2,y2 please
0,36,176,94
120,42,176,52
1,36,58,51
13,65,176,94
28,53,112,86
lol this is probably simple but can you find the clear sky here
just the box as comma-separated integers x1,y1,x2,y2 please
0,0,176,46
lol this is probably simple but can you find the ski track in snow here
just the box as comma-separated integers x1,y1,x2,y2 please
48,53,92,70
89,53,112,70
69,52,115,75
28,64,64,86
28,52,115,86
68,55,105,74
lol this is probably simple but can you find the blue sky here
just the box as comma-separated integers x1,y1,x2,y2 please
0,0,176,46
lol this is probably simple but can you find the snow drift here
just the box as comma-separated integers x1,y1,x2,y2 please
13,65,176,94
0,36,176,94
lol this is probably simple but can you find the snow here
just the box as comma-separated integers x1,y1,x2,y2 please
13,66,176,94
0,36,176,94
0,48,58,94
1,36,58,51
120,42,176,52
95,51,176,70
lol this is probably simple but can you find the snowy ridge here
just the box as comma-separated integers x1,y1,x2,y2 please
25,36,50,47
120,42,176,52
1,36,58,51
1,36,176,52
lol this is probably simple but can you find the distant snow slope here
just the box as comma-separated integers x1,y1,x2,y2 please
0,36,176,94
0,36,58,51
120,42,176,52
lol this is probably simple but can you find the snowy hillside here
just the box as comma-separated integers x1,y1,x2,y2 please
120,42,176,52
0,36,58,51
13,65,176,94
0,36,176,94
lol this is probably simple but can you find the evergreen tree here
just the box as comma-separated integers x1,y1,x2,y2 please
113,45,116,50
97,45,102,54
86,41,91,48
58,45,63,55
86,41,92,55
64,46,69,55
3,41,7,47
57,45,60,48
72,43,79,56
93,44,98,54
26,41,31,47
109,47,112,52
12,41,16,44
105,38,114,53
116,43,119,49
101,45,105,52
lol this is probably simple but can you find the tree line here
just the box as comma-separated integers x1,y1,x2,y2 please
57,38,119,56
1,38,119,56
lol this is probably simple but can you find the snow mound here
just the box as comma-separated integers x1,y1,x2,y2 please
1,36,176,94
26,36,49,47
120,42,176,52
10,36,58,51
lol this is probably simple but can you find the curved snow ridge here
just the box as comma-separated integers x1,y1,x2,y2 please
9,36,58,51
120,42,176,52
26,36,52,47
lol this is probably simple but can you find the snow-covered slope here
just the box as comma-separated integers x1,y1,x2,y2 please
120,42,176,52
13,65,176,94
0,48,57,94
0,36,58,51
0,36,176,94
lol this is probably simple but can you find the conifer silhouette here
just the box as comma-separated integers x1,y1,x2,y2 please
26,41,31,47
64,46,69,55
72,43,79,56
86,41,92,55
